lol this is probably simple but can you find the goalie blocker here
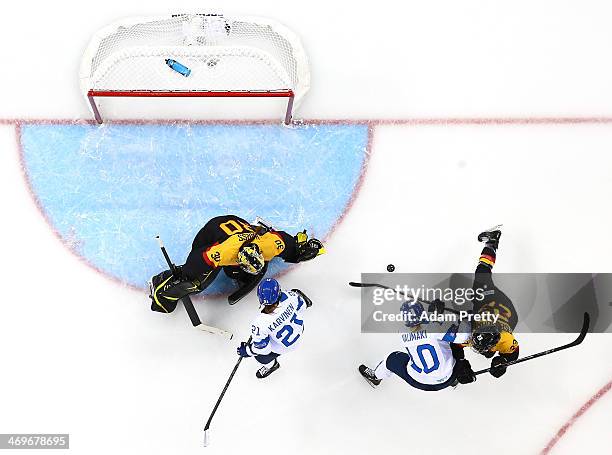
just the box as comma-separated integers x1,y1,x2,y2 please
149,215,325,310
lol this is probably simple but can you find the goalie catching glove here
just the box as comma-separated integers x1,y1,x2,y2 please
291,230,325,263
149,267,202,313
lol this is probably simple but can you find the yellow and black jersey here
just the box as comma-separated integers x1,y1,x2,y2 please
182,215,295,279
471,300,519,359
473,293,518,333
492,331,519,357
462,330,519,360
204,230,286,267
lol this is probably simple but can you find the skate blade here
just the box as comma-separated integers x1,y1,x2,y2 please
358,372,378,388
483,224,503,233
256,363,280,379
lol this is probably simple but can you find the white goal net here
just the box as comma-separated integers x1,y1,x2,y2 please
80,14,310,124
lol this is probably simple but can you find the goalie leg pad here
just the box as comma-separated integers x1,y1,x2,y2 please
149,269,202,313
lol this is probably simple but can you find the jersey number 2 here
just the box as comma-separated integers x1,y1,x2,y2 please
276,314,303,347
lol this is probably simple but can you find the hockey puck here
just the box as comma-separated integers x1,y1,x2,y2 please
387,264,395,272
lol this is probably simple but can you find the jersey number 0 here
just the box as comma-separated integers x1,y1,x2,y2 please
407,344,440,374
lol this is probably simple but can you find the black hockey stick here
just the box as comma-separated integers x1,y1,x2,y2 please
156,235,201,326
155,236,233,339
473,312,590,376
228,263,268,305
348,281,464,315
203,335,253,447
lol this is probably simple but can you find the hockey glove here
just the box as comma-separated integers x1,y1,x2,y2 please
237,342,255,358
450,342,466,360
291,288,313,308
428,298,445,314
294,231,325,262
454,359,476,384
490,356,508,378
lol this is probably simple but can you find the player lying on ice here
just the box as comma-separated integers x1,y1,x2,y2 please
359,225,520,388
463,225,519,378
148,214,325,311
236,278,312,378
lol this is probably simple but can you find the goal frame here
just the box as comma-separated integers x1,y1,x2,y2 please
80,14,309,125
86,89,295,125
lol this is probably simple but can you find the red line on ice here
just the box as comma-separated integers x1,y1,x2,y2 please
541,379,612,454
5,116,612,126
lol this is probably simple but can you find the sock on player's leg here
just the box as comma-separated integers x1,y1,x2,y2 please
374,358,393,380
478,246,496,270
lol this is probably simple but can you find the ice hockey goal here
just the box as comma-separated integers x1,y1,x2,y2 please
80,14,310,124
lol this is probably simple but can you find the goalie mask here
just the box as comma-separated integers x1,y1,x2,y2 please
237,243,265,275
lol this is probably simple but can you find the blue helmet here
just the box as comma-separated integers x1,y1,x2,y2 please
257,278,281,306
400,301,425,327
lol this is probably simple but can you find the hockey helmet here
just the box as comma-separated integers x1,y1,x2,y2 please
400,301,426,327
257,278,281,306
471,324,501,354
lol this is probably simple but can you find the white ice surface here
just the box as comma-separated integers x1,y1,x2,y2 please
3,0,612,120
1,1,612,454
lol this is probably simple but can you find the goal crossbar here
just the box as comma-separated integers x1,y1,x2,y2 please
87,89,295,124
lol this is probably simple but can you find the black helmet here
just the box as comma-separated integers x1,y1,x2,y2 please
471,324,501,354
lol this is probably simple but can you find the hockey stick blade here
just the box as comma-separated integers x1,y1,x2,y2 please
474,312,590,376
196,323,233,340
348,282,464,315
349,281,381,288
154,237,231,337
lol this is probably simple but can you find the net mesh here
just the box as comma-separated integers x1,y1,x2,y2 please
81,14,309,99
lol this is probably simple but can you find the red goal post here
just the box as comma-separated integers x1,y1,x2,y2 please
80,14,309,124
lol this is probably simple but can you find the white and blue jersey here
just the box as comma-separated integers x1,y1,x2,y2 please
250,290,308,356
376,321,471,387
401,321,471,385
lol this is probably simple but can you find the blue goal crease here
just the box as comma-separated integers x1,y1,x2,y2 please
20,123,369,294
